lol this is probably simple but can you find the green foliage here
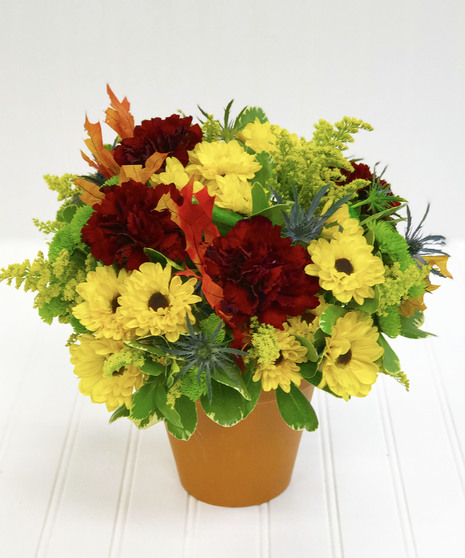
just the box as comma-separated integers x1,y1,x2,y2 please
48,205,94,262
200,369,261,427
276,384,319,431
377,305,401,338
370,221,413,271
378,334,409,390
399,310,434,339
319,305,345,335
165,395,198,440
235,106,268,130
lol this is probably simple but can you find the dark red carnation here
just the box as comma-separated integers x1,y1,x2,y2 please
112,114,202,169
339,161,400,208
81,181,187,270
203,216,320,330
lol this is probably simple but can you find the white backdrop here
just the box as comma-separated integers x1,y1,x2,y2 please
1,0,464,243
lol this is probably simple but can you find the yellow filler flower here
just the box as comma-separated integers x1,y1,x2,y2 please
306,229,385,304
117,262,201,342
320,311,383,400
69,335,144,411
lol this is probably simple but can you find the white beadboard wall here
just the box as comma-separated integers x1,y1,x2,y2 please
0,238,464,558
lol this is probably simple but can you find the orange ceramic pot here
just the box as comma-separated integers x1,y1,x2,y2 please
167,383,314,507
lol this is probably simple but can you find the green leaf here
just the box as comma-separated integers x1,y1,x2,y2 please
109,405,130,423
211,205,243,235
235,106,268,130
319,305,345,335
124,337,168,357
294,335,318,362
141,359,165,376
251,183,270,214
200,370,260,427
57,204,77,224
399,309,435,339
348,286,379,313
312,328,327,353
211,365,251,400
378,333,401,373
253,151,274,185
130,381,158,421
153,385,183,428
144,248,183,270
276,384,319,431
252,203,288,226
165,396,198,440
298,360,319,381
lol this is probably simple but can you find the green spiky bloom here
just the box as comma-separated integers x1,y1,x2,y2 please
370,220,414,271
378,305,401,338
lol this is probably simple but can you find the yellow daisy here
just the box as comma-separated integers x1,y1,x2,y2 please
306,230,385,305
285,296,328,338
252,328,307,392
150,156,204,193
117,262,201,342
236,118,278,153
72,266,132,340
207,174,253,215
69,335,144,411
187,139,261,182
321,203,363,240
320,311,383,400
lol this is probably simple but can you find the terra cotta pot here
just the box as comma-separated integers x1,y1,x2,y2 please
167,382,314,507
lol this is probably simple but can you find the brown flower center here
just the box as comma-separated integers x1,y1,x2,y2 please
148,292,169,311
112,367,125,376
335,258,354,275
301,310,316,324
110,296,120,313
336,348,352,366
275,351,284,365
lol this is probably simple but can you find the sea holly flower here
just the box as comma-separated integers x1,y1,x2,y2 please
81,181,187,270
69,335,144,411
319,311,384,400
203,215,320,330
117,262,201,342
305,229,385,305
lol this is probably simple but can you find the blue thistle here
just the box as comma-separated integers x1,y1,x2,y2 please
279,184,353,244
404,204,449,276
166,315,246,400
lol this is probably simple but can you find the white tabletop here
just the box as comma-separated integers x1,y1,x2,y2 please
1,239,464,558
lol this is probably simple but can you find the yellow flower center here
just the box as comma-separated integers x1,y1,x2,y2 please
335,258,354,275
148,292,169,311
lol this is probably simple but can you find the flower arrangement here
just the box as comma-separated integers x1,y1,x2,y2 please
1,86,452,439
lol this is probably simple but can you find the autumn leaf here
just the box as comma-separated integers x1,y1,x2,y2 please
119,151,168,185
74,177,105,206
105,85,135,140
81,117,120,179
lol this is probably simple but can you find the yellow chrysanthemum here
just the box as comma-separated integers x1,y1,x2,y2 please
69,335,144,411
236,118,277,153
285,296,328,338
321,203,363,239
187,140,261,181
208,174,253,215
117,262,201,342
320,311,383,400
306,230,385,305
252,329,307,392
72,266,132,340
150,157,203,193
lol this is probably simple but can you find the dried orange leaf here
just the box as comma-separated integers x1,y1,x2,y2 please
82,117,120,179
74,177,105,206
105,85,135,140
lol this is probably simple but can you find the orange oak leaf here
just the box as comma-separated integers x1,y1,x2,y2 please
81,116,120,179
105,85,135,140
74,177,106,206
119,151,168,185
